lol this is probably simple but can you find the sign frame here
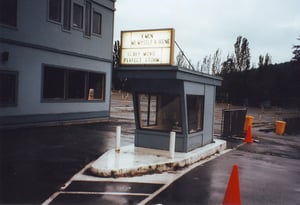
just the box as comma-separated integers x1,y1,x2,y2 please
120,28,175,66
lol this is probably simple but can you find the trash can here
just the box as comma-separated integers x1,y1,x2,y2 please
275,120,286,135
244,115,254,132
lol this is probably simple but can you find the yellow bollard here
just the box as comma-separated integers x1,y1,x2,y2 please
275,121,286,135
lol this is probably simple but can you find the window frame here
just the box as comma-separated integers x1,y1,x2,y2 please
87,72,105,100
42,65,106,102
0,0,18,27
137,93,182,133
48,0,62,24
62,0,71,30
0,71,18,106
84,0,92,37
72,3,84,30
186,95,205,133
92,10,102,36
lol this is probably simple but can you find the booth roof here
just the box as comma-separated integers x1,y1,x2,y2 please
116,65,222,86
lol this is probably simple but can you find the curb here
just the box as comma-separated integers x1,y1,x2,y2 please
90,139,227,177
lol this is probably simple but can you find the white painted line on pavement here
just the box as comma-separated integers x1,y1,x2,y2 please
138,149,232,205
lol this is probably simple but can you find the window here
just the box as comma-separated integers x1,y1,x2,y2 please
187,95,204,133
67,70,85,99
63,0,71,30
0,71,17,106
139,94,157,127
88,72,105,100
85,1,91,36
138,93,182,133
49,0,62,22
0,0,17,26
73,3,83,29
43,67,65,99
43,66,105,101
92,11,102,35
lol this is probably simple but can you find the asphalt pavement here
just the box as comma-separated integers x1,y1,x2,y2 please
1,92,300,205
0,119,135,204
147,129,300,205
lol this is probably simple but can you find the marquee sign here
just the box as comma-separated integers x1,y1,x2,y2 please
120,28,175,65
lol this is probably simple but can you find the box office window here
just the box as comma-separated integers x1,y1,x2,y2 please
138,93,182,133
187,95,204,133
0,71,17,106
88,72,104,100
43,66,105,101
67,70,85,99
43,68,65,99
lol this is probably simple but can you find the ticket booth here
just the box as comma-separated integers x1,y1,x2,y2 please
117,29,222,152
117,66,221,152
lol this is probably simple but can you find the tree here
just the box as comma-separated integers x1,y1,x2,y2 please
221,54,235,74
212,49,221,75
112,40,127,90
201,55,211,74
234,36,251,71
176,51,188,68
258,54,264,68
264,53,272,66
113,40,120,68
258,53,272,68
292,36,300,62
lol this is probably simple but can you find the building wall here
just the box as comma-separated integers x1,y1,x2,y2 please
0,0,115,126
184,81,216,148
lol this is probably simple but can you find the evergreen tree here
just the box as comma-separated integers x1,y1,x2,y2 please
212,49,221,75
292,36,300,62
258,53,272,68
176,51,187,68
113,40,120,68
258,54,264,68
234,36,251,71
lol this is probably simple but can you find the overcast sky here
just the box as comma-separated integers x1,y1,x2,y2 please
114,0,300,66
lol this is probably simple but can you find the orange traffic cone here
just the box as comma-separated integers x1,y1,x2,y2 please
244,125,253,143
222,164,241,205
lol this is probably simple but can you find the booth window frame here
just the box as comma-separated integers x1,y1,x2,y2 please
186,95,205,133
137,93,182,133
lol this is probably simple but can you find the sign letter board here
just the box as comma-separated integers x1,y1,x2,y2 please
120,28,175,65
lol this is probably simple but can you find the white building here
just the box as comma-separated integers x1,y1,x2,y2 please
0,0,115,127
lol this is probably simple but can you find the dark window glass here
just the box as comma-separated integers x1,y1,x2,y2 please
49,0,62,22
139,94,157,127
67,70,85,99
92,11,102,35
0,0,17,26
88,72,105,100
138,94,182,133
43,67,105,101
85,1,91,36
63,0,71,30
73,3,83,29
0,72,17,105
187,95,204,133
43,67,64,99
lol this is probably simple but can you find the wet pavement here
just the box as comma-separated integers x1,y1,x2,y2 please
50,181,162,205
1,92,300,204
0,120,135,204
147,145,300,205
